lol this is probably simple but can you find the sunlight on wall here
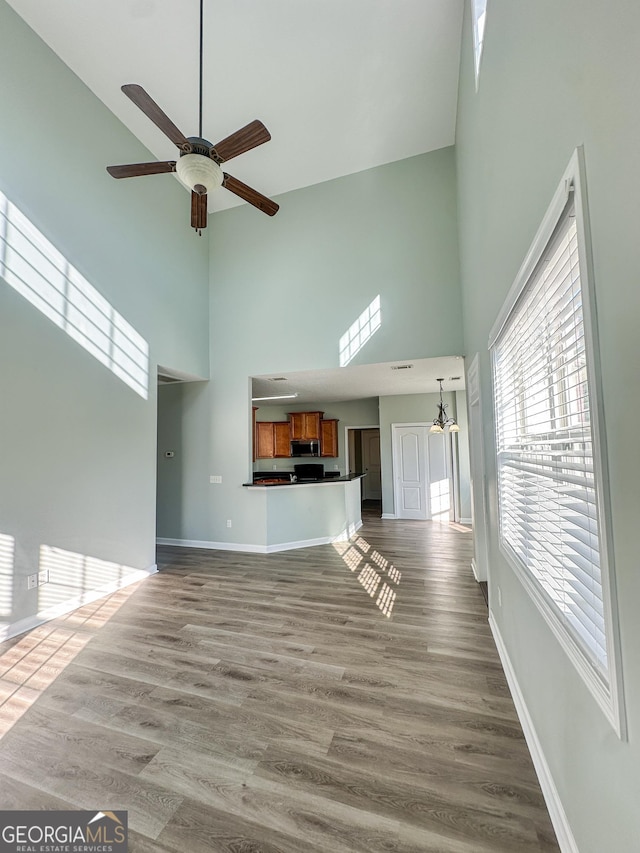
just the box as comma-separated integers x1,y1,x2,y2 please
0,583,139,739
0,191,149,398
339,295,381,366
0,535,14,620
38,545,131,612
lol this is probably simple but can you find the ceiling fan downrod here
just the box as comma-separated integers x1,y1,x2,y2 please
198,0,204,139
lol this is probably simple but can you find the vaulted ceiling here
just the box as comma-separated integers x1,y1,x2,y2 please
6,0,464,212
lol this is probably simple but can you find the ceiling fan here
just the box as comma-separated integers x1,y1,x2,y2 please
106,0,278,234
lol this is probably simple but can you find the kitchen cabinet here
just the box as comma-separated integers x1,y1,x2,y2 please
320,419,339,457
289,411,323,440
256,422,275,458
255,421,291,458
274,422,291,457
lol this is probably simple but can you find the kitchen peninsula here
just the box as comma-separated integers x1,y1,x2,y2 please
246,408,365,550
242,472,365,551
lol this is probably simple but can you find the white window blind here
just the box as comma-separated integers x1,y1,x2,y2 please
492,198,609,681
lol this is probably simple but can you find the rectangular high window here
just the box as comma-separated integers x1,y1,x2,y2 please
471,0,488,87
489,150,625,736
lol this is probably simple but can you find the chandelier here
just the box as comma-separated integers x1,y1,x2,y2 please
429,379,460,434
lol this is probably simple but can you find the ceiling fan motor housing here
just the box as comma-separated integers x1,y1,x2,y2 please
176,137,223,194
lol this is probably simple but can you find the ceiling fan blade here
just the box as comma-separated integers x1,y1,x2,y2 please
121,84,191,151
210,120,271,164
107,161,176,179
223,174,279,216
191,190,208,231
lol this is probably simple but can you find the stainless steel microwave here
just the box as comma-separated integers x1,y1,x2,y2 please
290,439,320,457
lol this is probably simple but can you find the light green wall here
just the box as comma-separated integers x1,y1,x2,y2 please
157,147,462,548
455,1,640,850
0,1,209,635
253,398,380,475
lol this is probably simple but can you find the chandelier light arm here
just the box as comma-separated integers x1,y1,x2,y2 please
430,379,460,433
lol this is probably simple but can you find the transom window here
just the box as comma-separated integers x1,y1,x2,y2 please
471,0,488,86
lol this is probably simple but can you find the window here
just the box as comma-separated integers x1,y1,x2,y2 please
471,0,488,87
489,150,625,736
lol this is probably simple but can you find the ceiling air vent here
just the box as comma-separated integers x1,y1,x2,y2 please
270,377,288,381
391,364,413,370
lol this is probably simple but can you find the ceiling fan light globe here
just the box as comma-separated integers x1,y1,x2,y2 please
430,423,444,434
176,154,223,194
449,423,460,432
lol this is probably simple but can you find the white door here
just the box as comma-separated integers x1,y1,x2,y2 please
393,426,429,520
361,429,381,500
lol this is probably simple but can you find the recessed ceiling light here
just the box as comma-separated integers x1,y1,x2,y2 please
270,377,288,381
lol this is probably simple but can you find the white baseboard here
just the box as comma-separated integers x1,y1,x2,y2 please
157,521,363,555
471,558,479,581
157,537,266,553
0,564,158,644
381,513,396,519
489,613,579,853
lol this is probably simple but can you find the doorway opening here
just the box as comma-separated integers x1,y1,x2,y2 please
346,426,381,516
156,365,206,550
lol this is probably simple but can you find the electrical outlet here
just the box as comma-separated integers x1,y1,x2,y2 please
38,569,49,586
497,586,502,607
210,475,222,484
27,573,38,590
272,464,277,470
226,519,232,528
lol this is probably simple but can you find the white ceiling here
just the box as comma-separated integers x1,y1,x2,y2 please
6,0,464,213
252,357,465,405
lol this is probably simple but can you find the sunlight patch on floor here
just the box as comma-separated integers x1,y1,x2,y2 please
0,583,139,739
333,534,401,618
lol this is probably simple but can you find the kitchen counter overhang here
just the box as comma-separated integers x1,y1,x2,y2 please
243,473,365,488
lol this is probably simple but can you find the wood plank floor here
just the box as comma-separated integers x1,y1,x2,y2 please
0,513,560,852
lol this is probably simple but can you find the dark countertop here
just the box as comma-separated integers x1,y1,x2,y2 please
243,473,365,488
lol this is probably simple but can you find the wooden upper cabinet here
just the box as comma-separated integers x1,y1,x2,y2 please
273,422,291,457
255,421,276,458
320,419,339,457
289,411,323,440
255,421,291,458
